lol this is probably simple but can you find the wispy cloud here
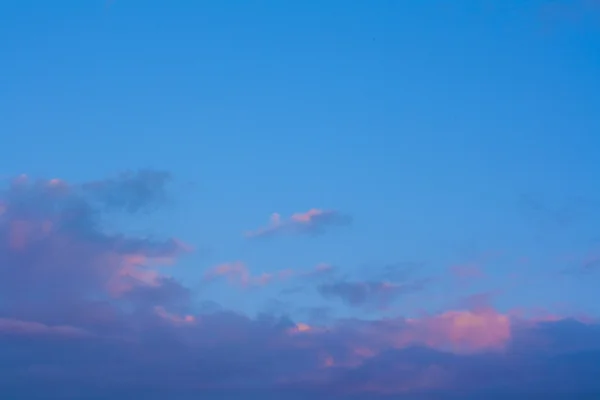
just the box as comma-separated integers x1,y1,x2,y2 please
0,318,91,338
204,262,334,289
318,278,429,309
203,261,295,288
245,208,352,238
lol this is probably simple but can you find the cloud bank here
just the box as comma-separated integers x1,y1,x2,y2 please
1,173,600,399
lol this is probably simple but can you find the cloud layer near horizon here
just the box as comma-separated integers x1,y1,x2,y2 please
1,173,600,399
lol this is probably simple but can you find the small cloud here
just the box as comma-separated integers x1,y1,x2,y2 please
318,278,429,309
245,208,351,238
204,262,332,290
203,262,294,288
154,306,196,325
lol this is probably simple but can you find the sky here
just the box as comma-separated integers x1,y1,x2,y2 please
1,0,600,398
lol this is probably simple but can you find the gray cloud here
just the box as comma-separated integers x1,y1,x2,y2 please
318,278,429,309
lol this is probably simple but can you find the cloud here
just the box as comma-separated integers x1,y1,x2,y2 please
3,173,600,398
303,262,432,309
318,279,429,309
0,318,91,338
6,308,597,398
0,172,190,326
204,262,335,291
245,209,352,238
203,261,295,288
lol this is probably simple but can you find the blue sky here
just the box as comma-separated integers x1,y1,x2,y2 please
2,1,600,312
1,2,600,397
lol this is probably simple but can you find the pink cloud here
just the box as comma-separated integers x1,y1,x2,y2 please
310,308,512,361
154,306,196,325
245,208,351,238
0,172,191,319
403,309,511,352
0,318,90,338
